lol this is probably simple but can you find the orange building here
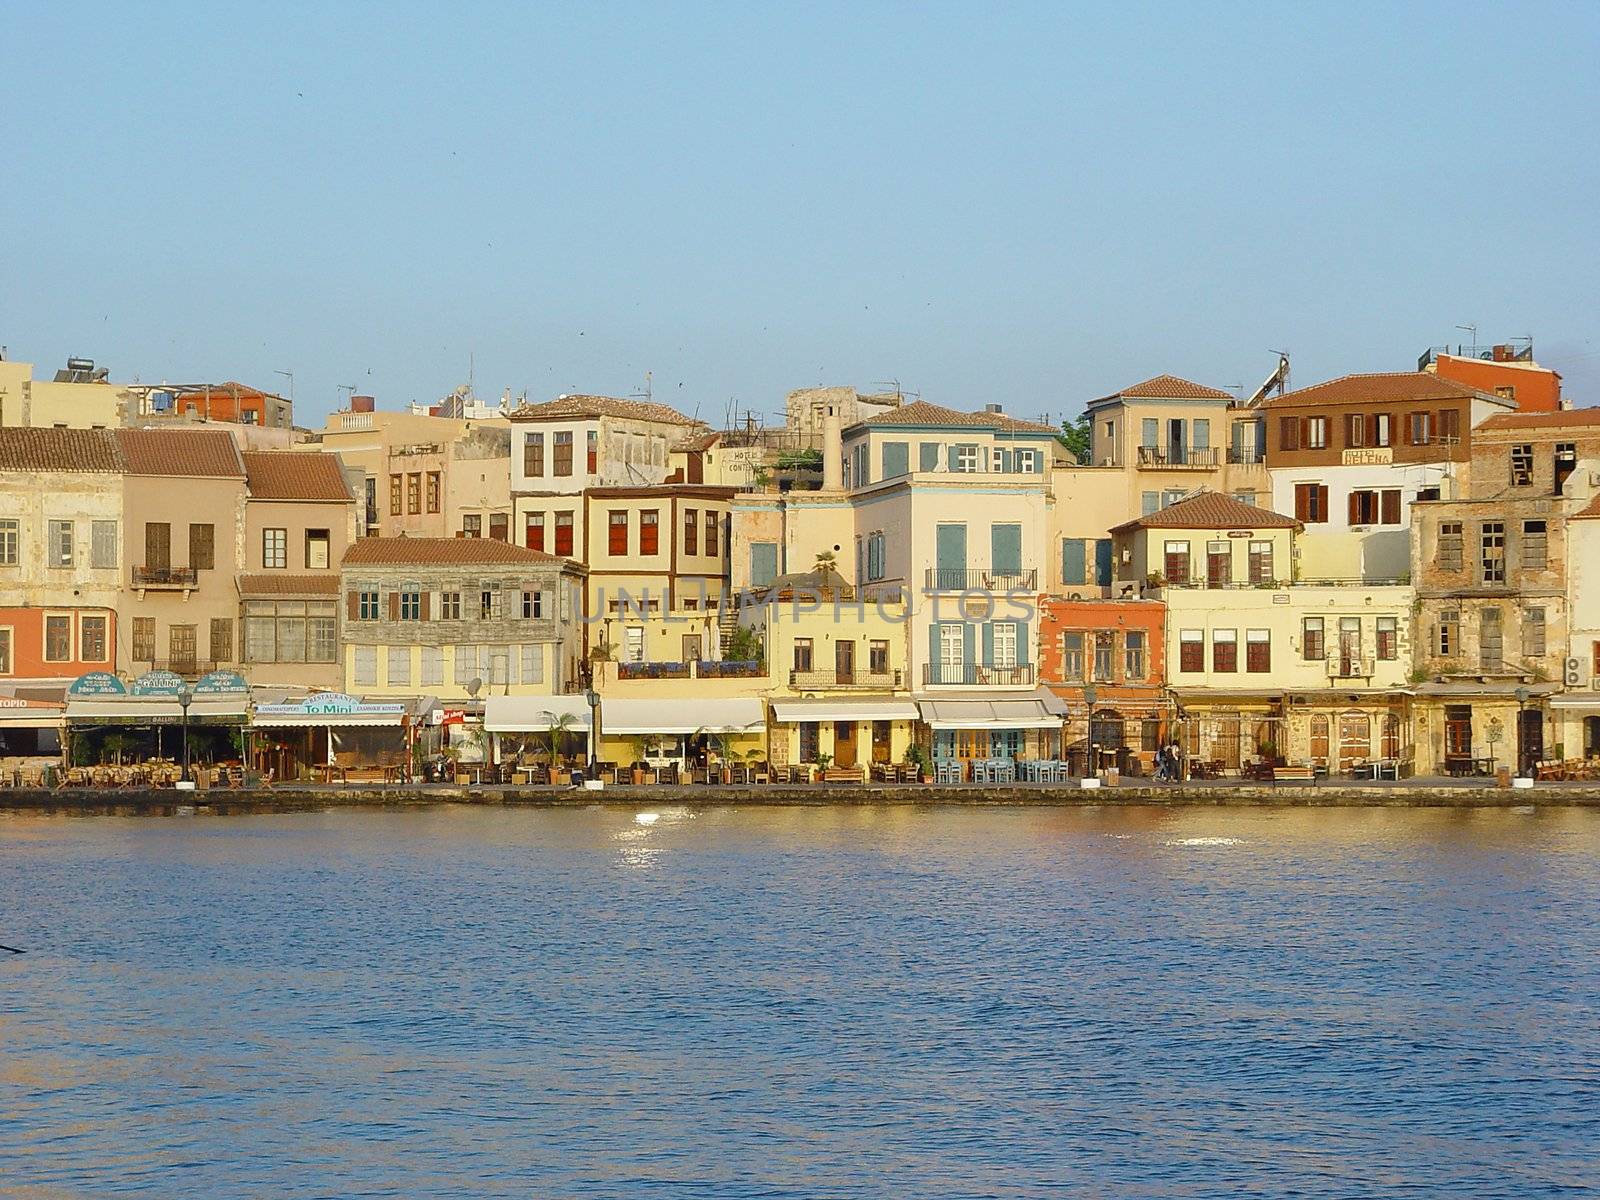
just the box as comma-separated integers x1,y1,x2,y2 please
0,606,117,683
138,381,294,428
1037,596,1171,775
1423,344,1562,413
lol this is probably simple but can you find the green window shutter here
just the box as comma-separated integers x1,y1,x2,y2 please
920,442,940,471
928,622,941,677
1061,538,1087,586
1094,539,1113,586
1015,619,1030,665
947,444,962,471
982,621,995,666
991,524,1022,575
883,442,909,478
963,622,975,666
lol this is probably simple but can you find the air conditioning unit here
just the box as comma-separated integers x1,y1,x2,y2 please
1567,657,1585,687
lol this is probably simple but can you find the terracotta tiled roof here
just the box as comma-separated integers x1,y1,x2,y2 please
341,537,570,567
509,394,701,426
1108,375,1235,400
116,428,244,477
243,451,352,501
1478,407,1600,431
0,428,123,473
857,400,1057,433
1267,372,1486,409
1573,494,1600,520
674,430,721,452
1110,490,1300,533
237,573,340,597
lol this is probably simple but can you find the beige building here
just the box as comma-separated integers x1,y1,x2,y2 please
238,452,360,691
0,357,130,429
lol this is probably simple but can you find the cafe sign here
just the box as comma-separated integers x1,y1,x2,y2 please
68,672,127,696
131,670,186,696
255,692,407,717
195,670,249,695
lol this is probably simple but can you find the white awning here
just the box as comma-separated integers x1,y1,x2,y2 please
0,707,64,728
65,697,248,724
483,695,593,733
251,709,404,728
1549,695,1600,710
601,697,764,736
770,699,920,723
917,697,1063,731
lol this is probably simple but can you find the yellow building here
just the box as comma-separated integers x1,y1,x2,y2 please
0,357,130,430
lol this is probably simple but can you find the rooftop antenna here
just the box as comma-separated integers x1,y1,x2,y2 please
337,384,356,408
273,369,295,404
1455,323,1478,354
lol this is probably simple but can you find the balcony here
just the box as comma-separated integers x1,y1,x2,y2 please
617,661,691,681
697,659,763,679
922,663,1035,686
130,658,226,680
1136,446,1221,469
1226,447,1266,465
1326,655,1377,680
131,565,198,590
923,568,1037,592
790,668,903,690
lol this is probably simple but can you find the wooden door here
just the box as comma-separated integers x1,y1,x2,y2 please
833,721,858,767
145,522,171,571
835,639,854,685
1338,712,1371,769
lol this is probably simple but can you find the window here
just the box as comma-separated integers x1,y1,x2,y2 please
1437,608,1459,657
406,473,421,515
1511,445,1534,486
683,508,698,555
426,472,441,513
290,531,326,574
555,513,574,557
47,520,72,568
400,589,423,621
867,532,886,581
1140,492,1159,516
920,442,941,471
705,511,720,556
387,646,411,686
1302,617,1324,661
1377,616,1398,660
882,441,909,478
1016,448,1039,473
870,639,889,675
489,513,509,543
365,478,377,527
525,513,545,552
1480,608,1503,671
521,590,544,619
523,432,545,477
1124,630,1146,680
44,615,72,662
1248,540,1273,585
169,625,197,671
1522,520,1547,570
1279,415,1300,452
478,585,501,620
956,444,980,473
1408,411,1432,444
353,646,377,687
1060,632,1084,681
1091,631,1114,681
80,614,108,662
1061,538,1087,586
1444,704,1472,757
1179,630,1203,673
1344,413,1365,448
587,430,598,474
1381,489,1401,525
793,638,814,673
994,622,1019,670
1212,629,1237,673
356,587,380,620
132,617,156,662
1438,408,1460,443
420,646,444,687
519,644,543,685
1232,491,1256,507
1349,490,1379,525
1294,483,1329,524
1437,522,1464,571
553,431,573,476
1481,522,1506,584
91,521,117,569
440,591,461,620
1246,629,1271,673
1526,606,1547,657
1206,541,1232,587
608,511,629,555
0,628,9,673
0,519,15,565
144,522,171,570
625,626,645,664
1141,418,1159,449
453,646,477,686
262,529,287,569
462,514,482,538
1373,413,1392,447
1163,540,1190,585
390,474,402,516
1305,417,1327,450
640,510,659,555
210,617,233,664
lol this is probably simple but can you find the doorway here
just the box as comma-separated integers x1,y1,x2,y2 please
835,639,854,685
833,721,858,767
1585,716,1600,758
1518,707,1544,773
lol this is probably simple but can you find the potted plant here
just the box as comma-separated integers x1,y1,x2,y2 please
815,751,833,782
630,737,651,785
906,742,931,784
541,711,577,784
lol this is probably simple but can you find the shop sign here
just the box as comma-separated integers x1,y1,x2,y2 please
131,670,186,696
256,692,407,717
195,670,250,695
69,672,127,696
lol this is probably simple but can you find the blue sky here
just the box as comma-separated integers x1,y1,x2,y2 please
3,2,1597,425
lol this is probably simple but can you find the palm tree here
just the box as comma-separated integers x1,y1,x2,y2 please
813,549,837,572
541,710,578,766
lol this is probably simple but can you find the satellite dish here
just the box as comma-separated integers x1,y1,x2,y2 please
466,677,483,698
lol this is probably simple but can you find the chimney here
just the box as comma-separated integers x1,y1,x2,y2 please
822,412,844,491
350,395,376,413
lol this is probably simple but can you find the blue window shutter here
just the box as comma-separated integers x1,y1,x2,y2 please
883,442,909,478
982,621,995,666
1095,539,1113,586
1061,538,1086,586
928,623,940,676
947,444,961,471
1016,619,1030,665
963,623,975,670
920,442,940,471
991,524,1022,575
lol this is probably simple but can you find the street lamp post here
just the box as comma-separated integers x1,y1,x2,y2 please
585,687,601,779
1514,685,1531,777
178,684,194,784
1082,683,1098,780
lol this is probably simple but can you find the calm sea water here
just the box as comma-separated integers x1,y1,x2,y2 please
1,804,1597,1198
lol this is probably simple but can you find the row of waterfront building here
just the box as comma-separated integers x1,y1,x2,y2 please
0,339,1594,781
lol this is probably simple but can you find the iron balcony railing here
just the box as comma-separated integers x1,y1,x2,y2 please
789,668,902,690
131,565,199,588
1136,446,1221,469
1226,447,1267,465
1327,654,1377,680
921,663,1035,686
617,661,692,680
923,568,1037,592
